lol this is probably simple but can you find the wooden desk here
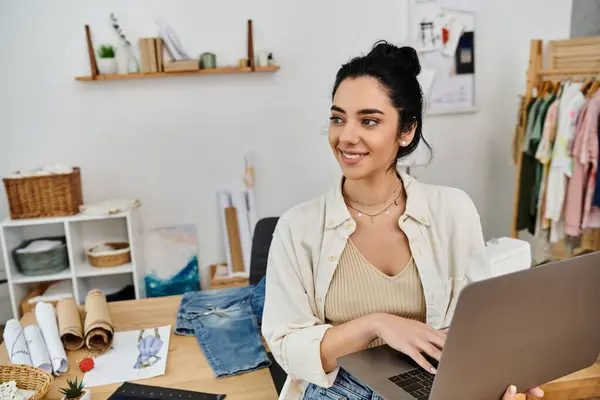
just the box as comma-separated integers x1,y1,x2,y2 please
0,296,278,400
525,361,600,399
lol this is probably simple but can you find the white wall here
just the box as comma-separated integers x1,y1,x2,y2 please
0,0,572,285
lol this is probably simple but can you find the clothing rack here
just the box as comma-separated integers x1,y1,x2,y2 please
511,36,600,259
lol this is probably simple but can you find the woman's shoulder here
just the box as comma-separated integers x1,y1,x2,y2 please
418,181,480,221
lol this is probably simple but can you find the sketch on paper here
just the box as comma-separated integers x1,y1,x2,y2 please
411,2,444,52
83,325,172,387
133,328,164,369
144,224,200,297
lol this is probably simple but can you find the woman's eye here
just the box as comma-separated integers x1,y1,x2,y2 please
362,118,379,126
329,116,343,124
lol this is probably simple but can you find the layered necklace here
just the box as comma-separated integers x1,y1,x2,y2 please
343,180,402,223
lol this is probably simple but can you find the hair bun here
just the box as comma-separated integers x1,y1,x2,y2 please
368,40,421,78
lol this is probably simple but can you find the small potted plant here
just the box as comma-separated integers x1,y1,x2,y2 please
59,377,90,400
97,44,118,74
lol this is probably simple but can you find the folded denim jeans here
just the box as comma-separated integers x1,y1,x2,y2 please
175,277,270,378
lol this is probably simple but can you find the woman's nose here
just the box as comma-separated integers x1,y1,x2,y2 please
339,123,360,144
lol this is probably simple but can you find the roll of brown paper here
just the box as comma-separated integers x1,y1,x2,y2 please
84,290,114,355
57,298,84,351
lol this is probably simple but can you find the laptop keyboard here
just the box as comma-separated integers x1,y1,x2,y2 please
388,369,434,399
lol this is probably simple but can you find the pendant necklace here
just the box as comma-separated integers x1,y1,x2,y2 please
345,191,402,223
344,181,401,208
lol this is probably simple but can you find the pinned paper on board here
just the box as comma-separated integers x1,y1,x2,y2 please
442,15,465,56
409,0,476,114
420,50,474,113
411,2,444,52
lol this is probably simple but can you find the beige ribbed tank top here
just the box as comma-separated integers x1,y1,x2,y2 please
324,239,427,348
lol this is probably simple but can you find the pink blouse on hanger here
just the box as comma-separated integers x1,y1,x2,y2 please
582,93,600,229
564,92,600,235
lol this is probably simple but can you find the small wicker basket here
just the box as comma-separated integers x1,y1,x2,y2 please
2,167,83,220
0,364,53,400
87,242,131,267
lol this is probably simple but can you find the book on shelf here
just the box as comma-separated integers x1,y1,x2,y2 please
139,37,165,73
163,60,200,72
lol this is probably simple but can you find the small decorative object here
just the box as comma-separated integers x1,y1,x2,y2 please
97,45,118,75
87,242,131,267
59,377,90,400
110,13,139,73
199,52,216,69
267,52,275,66
238,58,248,68
79,357,95,372
256,51,269,67
0,365,52,400
133,328,164,369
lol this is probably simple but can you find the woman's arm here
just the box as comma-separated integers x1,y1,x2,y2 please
321,313,447,374
262,218,340,388
319,314,380,372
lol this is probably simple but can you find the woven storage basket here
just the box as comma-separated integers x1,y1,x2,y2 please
3,167,83,219
87,242,131,267
0,364,53,400
13,236,69,276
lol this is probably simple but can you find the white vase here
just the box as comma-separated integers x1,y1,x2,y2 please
61,389,91,400
97,58,118,75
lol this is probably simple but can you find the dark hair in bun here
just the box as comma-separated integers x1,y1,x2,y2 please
332,40,431,167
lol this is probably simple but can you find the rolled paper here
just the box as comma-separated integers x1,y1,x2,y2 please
35,302,68,374
3,319,32,366
23,325,52,373
84,289,114,354
57,298,84,350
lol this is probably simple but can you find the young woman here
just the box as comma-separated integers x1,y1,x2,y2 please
261,41,544,400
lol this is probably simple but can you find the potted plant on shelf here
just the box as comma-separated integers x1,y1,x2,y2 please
97,44,118,74
59,377,90,400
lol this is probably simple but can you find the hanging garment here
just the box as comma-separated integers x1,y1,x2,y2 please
594,112,600,208
532,98,560,264
174,277,270,378
530,94,556,218
536,99,560,229
563,101,592,236
581,92,600,229
545,82,586,243
516,97,544,233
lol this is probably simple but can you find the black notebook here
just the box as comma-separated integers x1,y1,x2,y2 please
108,382,226,400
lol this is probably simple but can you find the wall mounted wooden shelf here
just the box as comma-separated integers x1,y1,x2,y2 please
75,65,280,82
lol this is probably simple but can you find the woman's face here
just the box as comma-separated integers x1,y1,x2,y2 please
328,76,414,181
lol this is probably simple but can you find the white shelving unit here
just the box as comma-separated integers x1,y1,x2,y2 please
0,209,145,319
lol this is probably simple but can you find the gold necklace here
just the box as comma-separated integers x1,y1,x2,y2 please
344,180,402,207
345,191,402,223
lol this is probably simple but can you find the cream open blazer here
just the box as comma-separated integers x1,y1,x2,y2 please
261,170,492,400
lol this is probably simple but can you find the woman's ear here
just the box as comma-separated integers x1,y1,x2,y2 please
399,122,418,147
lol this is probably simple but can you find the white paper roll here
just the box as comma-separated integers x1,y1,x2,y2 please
35,302,68,375
23,325,52,374
2,319,32,366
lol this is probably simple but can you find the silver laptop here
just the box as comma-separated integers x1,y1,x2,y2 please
337,251,600,399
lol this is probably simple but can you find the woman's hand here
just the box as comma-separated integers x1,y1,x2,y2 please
374,314,447,374
502,385,544,399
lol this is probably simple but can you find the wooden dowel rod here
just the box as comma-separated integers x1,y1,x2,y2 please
85,25,99,79
247,19,255,71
